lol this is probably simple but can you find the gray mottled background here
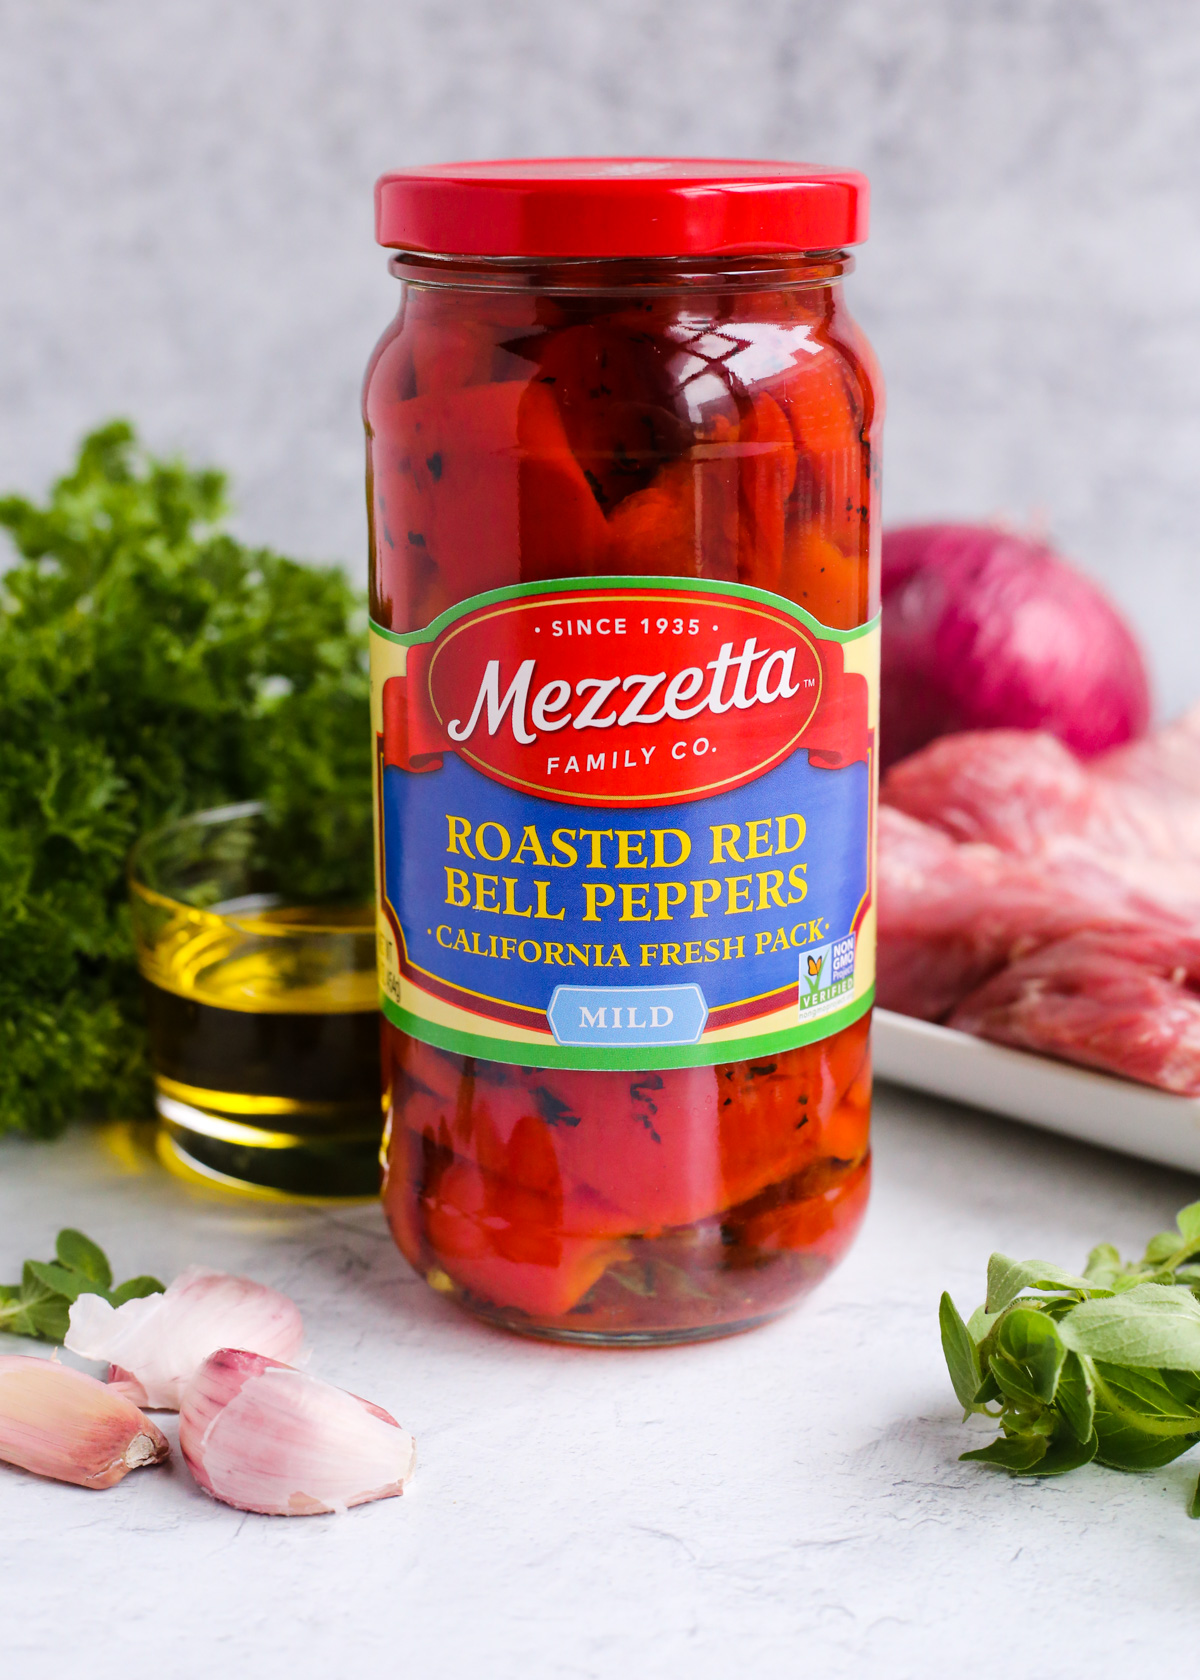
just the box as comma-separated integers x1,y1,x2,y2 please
3,0,1199,711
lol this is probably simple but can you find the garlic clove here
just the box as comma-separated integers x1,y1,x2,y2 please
0,1356,169,1489
179,1348,416,1516
65,1265,306,1410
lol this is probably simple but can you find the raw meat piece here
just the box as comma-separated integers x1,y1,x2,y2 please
876,808,1198,1021
878,709,1200,1093
881,730,1106,851
1091,703,1200,859
1098,702,1200,802
949,928,1200,1096
1035,835,1200,927
877,807,1116,1020
877,807,1018,1018
883,725,1200,867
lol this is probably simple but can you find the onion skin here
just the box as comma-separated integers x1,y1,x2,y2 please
881,523,1151,770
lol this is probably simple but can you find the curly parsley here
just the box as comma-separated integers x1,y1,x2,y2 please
0,422,371,1139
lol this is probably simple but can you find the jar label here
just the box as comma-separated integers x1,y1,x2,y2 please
370,577,878,1069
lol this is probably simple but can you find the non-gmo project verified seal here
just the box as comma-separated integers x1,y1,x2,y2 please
798,933,856,1020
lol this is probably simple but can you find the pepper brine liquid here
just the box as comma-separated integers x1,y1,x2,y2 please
365,250,882,1341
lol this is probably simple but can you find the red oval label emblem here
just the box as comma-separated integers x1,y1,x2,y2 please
418,586,825,807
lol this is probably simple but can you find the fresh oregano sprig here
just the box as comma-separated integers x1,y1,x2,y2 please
0,1229,163,1343
942,1199,1200,1515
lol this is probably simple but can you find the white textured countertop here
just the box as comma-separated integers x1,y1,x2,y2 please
4,1083,1199,1680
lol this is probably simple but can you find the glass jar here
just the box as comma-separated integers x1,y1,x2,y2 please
364,160,882,1343
129,803,381,1199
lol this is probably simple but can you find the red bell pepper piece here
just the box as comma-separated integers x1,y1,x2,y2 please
736,389,796,594
776,346,861,458
374,380,526,623
516,381,611,581
607,452,739,580
773,337,877,577
533,323,687,512
418,1155,627,1317
783,528,865,630
735,1156,870,1259
394,1024,869,1246
412,319,495,396
716,1017,871,1211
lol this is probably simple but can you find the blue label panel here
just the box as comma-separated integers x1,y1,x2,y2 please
381,749,868,1024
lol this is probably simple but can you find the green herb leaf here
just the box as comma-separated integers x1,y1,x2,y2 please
1189,1474,1200,1519
1092,1361,1200,1424
1144,1231,1184,1265
961,1434,1049,1472
108,1274,165,1307
0,1288,36,1336
1035,1427,1099,1476
972,1369,1002,1406
27,1296,71,1343
985,1254,1097,1314
0,1228,163,1342
1084,1243,1122,1285
24,1260,95,1303
988,1349,1046,1410
1058,1284,1200,1371
940,1293,982,1410
966,1304,1001,1341
996,1307,1067,1404
55,1229,112,1289
1176,1203,1200,1245
1092,1415,1200,1472
1055,1352,1096,1443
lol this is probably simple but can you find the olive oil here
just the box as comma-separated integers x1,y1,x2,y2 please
134,895,381,1197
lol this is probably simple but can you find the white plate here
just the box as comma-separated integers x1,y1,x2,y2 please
872,1007,1200,1175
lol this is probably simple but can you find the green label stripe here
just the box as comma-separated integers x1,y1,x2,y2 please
380,986,874,1071
369,575,880,648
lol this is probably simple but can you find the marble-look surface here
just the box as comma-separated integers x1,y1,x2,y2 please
3,1085,1199,1680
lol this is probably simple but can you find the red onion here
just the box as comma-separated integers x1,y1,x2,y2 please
880,523,1151,770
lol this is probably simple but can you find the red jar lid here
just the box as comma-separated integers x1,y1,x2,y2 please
375,158,868,258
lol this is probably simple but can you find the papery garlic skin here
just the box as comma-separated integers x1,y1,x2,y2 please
179,1349,415,1516
65,1265,305,1410
0,1356,169,1489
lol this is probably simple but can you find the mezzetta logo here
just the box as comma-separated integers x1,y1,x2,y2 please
446,637,808,747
